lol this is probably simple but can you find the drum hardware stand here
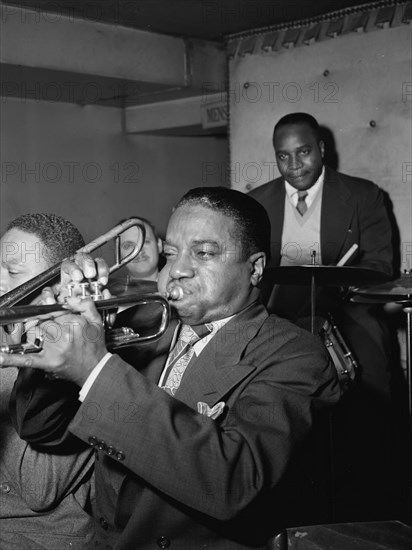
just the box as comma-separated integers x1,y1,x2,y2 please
308,245,359,336
310,250,317,335
404,301,412,513
351,269,412,515
402,298,412,439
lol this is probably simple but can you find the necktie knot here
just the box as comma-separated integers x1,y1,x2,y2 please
162,323,212,396
296,190,308,216
179,324,199,345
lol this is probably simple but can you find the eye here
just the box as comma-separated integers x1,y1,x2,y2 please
162,247,177,260
3,264,20,276
299,149,310,156
193,245,218,260
196,251,214,260
277,153,287,161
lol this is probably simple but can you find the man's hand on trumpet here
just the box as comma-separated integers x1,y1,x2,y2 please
0,254,111,385
63,252,109,287
0,293,109,386
55,252,110,301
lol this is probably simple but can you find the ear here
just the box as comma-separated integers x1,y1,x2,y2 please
249,252,266,286
319,140,325,159
157,238,163,253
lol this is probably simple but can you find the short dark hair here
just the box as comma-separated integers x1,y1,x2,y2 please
7,213,85,265
175,187,271,261
273,112,322,143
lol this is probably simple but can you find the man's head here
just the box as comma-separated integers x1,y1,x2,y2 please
0,213,84,296
273,112,325,191
158,187,270,325
119,218,162,281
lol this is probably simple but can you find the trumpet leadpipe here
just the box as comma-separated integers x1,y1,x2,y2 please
0,292,170,325
0,291,171,351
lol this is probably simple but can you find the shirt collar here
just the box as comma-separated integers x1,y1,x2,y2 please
192,315,235,356
170,314,235,357
284,165,325,204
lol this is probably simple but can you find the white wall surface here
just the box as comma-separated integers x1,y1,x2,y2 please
229,24,412,272
0,98,228,254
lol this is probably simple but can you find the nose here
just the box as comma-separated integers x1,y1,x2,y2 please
168,252,195,280
288,154,303,170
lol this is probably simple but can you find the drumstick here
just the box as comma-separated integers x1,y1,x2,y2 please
337,244,359,267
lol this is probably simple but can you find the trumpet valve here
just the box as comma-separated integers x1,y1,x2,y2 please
89,281,103,301
66,283,76,298
78,282,89,298
64,281,103,301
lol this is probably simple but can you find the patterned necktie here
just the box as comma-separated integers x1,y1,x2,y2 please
296,190,308,216
162,324,210,396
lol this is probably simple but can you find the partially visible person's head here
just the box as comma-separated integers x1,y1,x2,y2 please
158,187,270,325
273,112,325,191
119,218,162,282
0,213,84,296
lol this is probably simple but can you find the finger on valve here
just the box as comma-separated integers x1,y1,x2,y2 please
72,252,109,285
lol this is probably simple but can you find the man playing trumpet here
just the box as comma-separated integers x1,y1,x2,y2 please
1,190,339,549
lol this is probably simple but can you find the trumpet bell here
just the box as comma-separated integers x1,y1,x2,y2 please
109,292,170,348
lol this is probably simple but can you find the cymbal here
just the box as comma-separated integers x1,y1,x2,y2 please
107,278,158,296
353,273,412,296
262,265,390,286
350,295,412,306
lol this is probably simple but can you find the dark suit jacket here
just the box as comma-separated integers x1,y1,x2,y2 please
249,167,394,398
11,303,339,549
0,369,94,550
249,166,393,274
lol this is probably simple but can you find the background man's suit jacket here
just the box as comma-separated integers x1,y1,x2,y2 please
11,303,339,550
249,167,394,397
249,166,393,274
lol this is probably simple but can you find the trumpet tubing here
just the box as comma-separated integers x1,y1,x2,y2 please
0,219,175,352
0,292,169,325
0,218,146,309
0,292,171,353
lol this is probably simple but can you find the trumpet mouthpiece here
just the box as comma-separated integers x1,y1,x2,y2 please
167,287,184,301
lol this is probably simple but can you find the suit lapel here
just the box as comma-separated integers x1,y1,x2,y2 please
321,167,354,264
174,303,268,410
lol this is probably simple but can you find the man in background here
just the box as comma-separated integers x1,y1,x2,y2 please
249,112,401,521
110,217,164,359
0,213,95,549
118,217,163,283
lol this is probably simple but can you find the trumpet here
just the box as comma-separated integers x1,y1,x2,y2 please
0,219,179,353
0,217,146,309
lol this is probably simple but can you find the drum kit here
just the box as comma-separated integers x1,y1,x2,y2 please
263,265,412,433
